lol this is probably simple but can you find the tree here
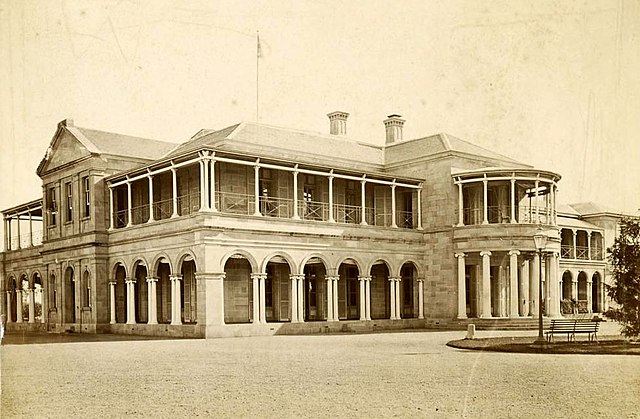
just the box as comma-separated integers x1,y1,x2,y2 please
606,217,640,338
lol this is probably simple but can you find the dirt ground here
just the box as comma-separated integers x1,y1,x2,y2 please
2,329,639,418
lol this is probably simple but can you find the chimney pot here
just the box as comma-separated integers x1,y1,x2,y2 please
384,114,405,144
327,111,349,135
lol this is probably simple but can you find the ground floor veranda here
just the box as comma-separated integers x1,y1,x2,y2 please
4,251,428,337
456,250,606,319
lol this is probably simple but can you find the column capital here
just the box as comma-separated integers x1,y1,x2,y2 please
357,275,372,281
145,276,159,283
251,272,267,280
125,277,137,284
455,252,466,259
169,275,182,282
109,281,117,286
508,250,521,256
416,277,425,283
480,250,492,257
326,275,339,281
289,274,305,281
388,276,401,282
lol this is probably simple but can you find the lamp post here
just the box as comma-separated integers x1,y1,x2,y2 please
533,228,548,345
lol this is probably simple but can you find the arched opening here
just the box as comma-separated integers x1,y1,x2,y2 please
114,264,126,323
48,273,57,324
265,256,291,322
370,261,390,320
81,270,90,308
33,272,43,322
134,262,148,323
155,260,171,324
64,267,76,323
592,272,601,313
303,258,327,321
400,262,417,318
224,255,253,324
20,274,29,322
338,261,360,320
562,271,572,300
577,271,588,313
7,277,17,322
180,258,197,323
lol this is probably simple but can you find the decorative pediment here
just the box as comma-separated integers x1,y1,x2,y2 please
36,120,95,176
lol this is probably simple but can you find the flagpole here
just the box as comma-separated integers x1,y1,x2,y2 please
256,31,260,122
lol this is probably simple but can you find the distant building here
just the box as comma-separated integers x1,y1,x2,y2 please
0,114,625,337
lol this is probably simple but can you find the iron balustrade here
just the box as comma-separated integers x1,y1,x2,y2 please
114,209,127,228
299,200,328,221
260,196,293,219
591,247,603,260
457,206,556,225
177,192,200,216
153,198,173,220
397,210,413,229
334,203,362,224
561,245,574,259
218,191,254,215
576,246,589,260
130,204,150,225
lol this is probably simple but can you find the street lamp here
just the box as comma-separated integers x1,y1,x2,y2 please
533,228,548,345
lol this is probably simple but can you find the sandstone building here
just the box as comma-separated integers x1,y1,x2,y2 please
1,114,620,337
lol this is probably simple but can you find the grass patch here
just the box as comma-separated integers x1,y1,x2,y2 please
447,335,640,355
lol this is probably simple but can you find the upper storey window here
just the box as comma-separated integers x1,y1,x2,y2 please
48,187,57,226
65,182,73,222
82,176,90,218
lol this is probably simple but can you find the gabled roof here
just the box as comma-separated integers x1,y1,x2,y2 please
37,119,177,176
73,127,176,160
164,122,384,171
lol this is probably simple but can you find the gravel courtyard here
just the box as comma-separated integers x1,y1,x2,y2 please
2,330,639,418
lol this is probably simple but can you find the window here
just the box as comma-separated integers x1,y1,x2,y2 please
48,187,57,226
82,176,90,218
65,182,73,222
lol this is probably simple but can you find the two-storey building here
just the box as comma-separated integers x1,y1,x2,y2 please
0,113,621,337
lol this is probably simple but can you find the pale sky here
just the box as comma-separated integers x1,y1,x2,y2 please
1,0,639,225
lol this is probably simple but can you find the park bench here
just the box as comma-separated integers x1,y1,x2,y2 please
545,319,599,343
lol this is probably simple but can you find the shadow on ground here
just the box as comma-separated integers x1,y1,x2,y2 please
447,335,640,355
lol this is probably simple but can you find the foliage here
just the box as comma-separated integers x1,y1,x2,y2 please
605,217,640,338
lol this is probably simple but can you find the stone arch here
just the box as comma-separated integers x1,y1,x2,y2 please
561,270,573,300
263,253,295,322
130,256,150,277
64,266,76,323
31,270,43,287
221,249,259,273
334,255,365,275
151,253,173,275
396,259,422,278
260,251,297,273
179,252,197,323
176,251,197,272
113,262,127,324
131,259,148,324
111,260,128,278
19,272,29,291
366,257,395,276
592,271,603,313
299,253,331,274
368,258,391,320
577,271,588,310
6,276,17,322
81,269,91,308
399,261,419,319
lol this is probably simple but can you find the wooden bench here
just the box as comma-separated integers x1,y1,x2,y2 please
545,319,599,343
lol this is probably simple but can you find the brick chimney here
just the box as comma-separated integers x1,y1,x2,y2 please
327,111,349,135
384,114,405,144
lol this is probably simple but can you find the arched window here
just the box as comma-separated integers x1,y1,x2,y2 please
82,270,91,308
49,273,57,309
